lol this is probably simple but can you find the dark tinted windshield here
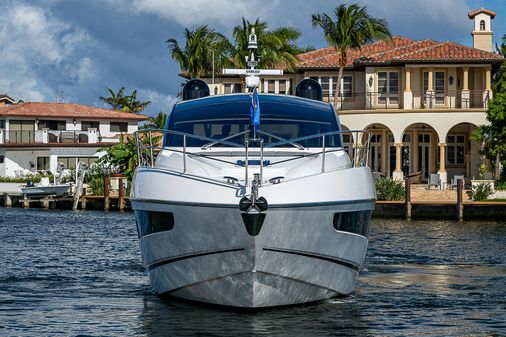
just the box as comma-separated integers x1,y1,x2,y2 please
164,94,342,148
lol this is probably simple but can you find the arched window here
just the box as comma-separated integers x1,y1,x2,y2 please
480,20,486,31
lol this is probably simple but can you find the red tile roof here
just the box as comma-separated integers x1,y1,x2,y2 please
468,8,496,19
0,102,148,120
296,36,503,69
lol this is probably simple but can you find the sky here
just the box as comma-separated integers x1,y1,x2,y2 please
0,0,504,116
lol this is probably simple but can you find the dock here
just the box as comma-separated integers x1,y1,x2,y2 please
0,176,130,211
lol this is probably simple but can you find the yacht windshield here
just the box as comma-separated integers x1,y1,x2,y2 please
164,95,343,148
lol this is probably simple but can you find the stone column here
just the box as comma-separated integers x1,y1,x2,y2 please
380,129,388,175
483,67,492,108
393,143,404,181
438,143,448,189
426,68,434,108
403,67,413,109
412,129,418,175
0,129,4,144
461,67,470,108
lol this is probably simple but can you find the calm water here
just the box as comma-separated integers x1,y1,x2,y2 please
1,208,505,337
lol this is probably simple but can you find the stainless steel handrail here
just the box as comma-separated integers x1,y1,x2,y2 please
134,128,372,181
256,129,306,150
201,130,250,150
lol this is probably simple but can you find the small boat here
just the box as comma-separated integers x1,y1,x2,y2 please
130,30,375,308
21,177,70,197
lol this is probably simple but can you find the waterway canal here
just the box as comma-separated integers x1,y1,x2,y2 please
1,208,505,336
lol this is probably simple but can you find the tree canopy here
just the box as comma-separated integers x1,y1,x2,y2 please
144,111,168,129
493,34,506,94
311,4,391,106
99,87,151,113
166,18,304,79
473,34,506,178
231,18,302,72
166,25,232,78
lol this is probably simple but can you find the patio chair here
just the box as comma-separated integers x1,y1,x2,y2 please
451,175,465,189
427,173,440,190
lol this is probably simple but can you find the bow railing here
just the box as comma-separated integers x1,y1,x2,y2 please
134,129,371,186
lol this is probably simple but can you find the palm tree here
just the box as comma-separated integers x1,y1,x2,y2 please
99,87,127,110
312,4,391,106
167,25,232,78
232,18,302,71
121,89,151,113
144,111,168,129
99,87,151,113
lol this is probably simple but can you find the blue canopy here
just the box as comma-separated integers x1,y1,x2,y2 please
164,94,343,148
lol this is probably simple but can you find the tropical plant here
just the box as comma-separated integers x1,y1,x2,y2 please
121,89,151,113
144,111,168,129
99,135,138,180
493,33,506,93
472,92,506,179
472,182,494,201
375,177,405,201
166,25,233,78
99,87,127,110
311,3,391,106
100,87,151,113
231,18,302,71
84,161,115,195
99,134,159,181
496,178,506,191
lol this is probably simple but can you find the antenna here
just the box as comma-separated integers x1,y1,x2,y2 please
222,28,283,90
55,90,64,103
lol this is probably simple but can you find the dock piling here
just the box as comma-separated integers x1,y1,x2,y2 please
118,177,125,210
104,176,110,210
457,179,464,221
405,177,412,219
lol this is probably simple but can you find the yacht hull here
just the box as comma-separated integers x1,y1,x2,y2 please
132,199,372,308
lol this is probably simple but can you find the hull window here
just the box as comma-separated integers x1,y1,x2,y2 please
333,211,372,236
135,210,174,237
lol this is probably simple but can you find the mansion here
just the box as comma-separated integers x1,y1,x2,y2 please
202,8,503,184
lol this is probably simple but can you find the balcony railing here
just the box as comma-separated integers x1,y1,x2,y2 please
0,130,103,145
322,89,491,110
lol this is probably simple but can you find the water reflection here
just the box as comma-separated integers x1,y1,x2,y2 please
1,208,505,336
139,295,370,337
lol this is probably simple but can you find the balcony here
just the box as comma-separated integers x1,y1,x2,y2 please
0,129,103,145
325,89,491,110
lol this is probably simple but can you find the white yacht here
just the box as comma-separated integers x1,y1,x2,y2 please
131,30,375,308
131,92,375,308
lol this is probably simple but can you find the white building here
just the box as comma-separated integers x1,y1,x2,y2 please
204,8,503,185
0,99,147,177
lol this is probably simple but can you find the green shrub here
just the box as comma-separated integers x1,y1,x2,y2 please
375,177,405,201
472,182,494,201
0,173,54,183
88,177,105,196
496,179,506,191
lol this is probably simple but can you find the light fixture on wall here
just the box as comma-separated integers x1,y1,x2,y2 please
73,118,76,126
368,76,373,88
449,75,454,85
